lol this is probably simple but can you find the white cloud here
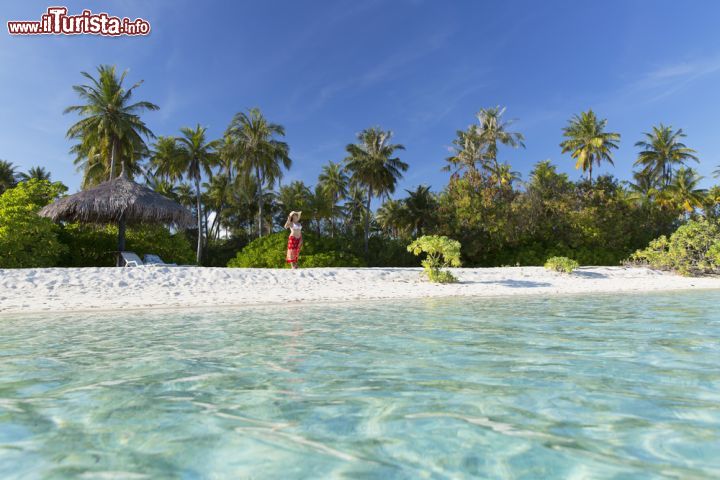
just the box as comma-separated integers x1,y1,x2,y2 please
629,54,720,103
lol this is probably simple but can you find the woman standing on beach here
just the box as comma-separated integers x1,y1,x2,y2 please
284,211,303,269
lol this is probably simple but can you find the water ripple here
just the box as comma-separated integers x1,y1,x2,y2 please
0,291,719,478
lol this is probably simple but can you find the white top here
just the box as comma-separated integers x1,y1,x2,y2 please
292,223,302,230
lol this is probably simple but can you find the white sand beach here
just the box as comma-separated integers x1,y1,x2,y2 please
1,266,719,315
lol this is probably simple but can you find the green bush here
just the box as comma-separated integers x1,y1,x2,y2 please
627,235,672,271
0,180,68,268
128,226,195,265
365,236,418,267
708,242,720,267
228,232,293,268
544,256,580,273
58,224,195,267
228,231,365,268
57,223,115,266
427,269,458,283
628,219,720,276
407,235,462,283
204,235,250,267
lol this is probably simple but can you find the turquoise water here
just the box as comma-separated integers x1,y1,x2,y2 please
1,291,719,479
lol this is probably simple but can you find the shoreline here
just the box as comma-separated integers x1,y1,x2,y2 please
2,266,720,316
5,286,720,319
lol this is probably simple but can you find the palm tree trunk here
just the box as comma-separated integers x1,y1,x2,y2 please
589,163,593,184
492,152,501,188
331,193,337,238
216,217,224,239
109,138,117,181
195,176,203,264
212,164,231,240
364,187,372,257
204,210,210,248
209,210,220,242
116,163,130,266
256,166,263,238
116,213,126,267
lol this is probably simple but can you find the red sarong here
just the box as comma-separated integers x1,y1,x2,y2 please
286,235,302,263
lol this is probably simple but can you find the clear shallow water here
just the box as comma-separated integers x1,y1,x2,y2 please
1,292,719,479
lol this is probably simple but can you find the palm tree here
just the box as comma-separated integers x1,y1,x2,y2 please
201,135,243,237
308,185,333,234
491,163,521,188
65,65,158,186
18,166,51,182
527,160,571,197
145,173,179,201
475,106,524,184
343,184,368,233
668,167,706,213
176,125,220,263
560,109,620,183
703,186,720,220
149,136,183,181
176,183,196,209
635,125,699,187
227,108,291,237
627,170,660,206
0,160,18,193
70,139,107,188
70,103,150,187
376,199,408,238
218,133,239,183
628,170,656,196
204,173,232,240
277,181,312,214
404,185,436,236
318,161,349,237
344,127,408,255
151,126,220,263
444,127,485,177
225,173,264,236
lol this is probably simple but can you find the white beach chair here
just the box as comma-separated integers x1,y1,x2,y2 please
143,254,177,266
120,251,144,267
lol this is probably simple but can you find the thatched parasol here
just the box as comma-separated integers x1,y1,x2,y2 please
39,175,194,266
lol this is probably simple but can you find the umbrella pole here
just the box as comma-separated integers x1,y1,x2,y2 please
117,214,126,267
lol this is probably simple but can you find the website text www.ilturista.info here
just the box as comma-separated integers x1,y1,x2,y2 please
7,7,150,36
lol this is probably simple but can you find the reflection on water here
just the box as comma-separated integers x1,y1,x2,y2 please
1,291,719,478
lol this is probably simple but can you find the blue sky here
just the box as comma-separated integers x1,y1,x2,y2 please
2,0,720,195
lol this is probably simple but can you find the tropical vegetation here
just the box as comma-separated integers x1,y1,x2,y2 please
0,179,193,268
227,231,363,268
149,125,220,263
2,64,720,271
544,256,580,274
407,235,462,283
0,179,67,268
344,127,408,256
65,65,158,187
0,160,19,194
628,219,720,276
560,109,620,183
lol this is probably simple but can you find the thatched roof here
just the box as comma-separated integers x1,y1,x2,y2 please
39,176,194,228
